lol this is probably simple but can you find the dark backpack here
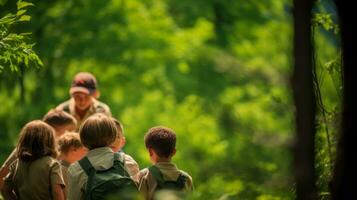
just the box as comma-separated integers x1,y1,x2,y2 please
148,165,186,192
79,153,138,200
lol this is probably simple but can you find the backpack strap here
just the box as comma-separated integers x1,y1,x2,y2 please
78,156,94,176
148,165,165,186
149,165,187,190
113,152,130,177
175,174,187,189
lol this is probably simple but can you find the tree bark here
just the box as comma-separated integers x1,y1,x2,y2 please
292,0,317,199
331,1,356,199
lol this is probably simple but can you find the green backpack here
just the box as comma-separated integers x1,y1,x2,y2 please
79,153,138,200
148,165,186,191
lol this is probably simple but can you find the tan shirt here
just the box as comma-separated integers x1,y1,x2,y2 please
137,162,193,200
67,147,139,200
4,156,65,200
56,98,111,130
60,160,70,197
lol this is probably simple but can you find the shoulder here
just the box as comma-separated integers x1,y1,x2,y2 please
56,100,71,111
93,99,111,115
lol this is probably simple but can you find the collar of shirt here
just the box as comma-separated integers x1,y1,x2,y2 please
86,147,116,170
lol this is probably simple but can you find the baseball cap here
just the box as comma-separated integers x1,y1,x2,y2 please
69,72,97,95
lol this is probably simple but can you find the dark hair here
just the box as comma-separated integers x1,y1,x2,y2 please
57,132,83,155
144,126,176,158
17,120,57,162
80,113,117,149
43,109,77,127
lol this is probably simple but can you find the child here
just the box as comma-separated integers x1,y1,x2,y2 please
0,109,77,190
109,118,126,152
1,120,65,200
109,118,140,183
137,126,193,200
43,109,77,138
57,131,87,195
67,114,139,200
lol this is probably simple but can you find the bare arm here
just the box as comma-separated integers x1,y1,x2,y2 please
53,184,65,200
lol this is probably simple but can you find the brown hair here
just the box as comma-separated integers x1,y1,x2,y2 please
17,120,57,162
111,117,124,139
80,113,117,149
144,126,176,158
43,109,77,127
57,132,83,155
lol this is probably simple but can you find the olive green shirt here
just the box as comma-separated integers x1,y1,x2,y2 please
56,98,111,130
4,156,65,200
137,162,193,200
67,147,140,200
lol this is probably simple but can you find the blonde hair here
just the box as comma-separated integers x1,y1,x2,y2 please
17,120,57,162
80,113,117,149
57,132,83,155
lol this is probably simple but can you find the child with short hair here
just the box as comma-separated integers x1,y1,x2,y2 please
0,109,77,191
1,120,65,200
137,126,193,200
43,109,77,138
67,114,139,200
57,131,87,195
109,118,140,183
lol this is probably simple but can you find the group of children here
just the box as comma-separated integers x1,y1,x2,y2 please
0,72,193,200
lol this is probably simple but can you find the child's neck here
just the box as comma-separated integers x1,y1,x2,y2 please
153,157,171,163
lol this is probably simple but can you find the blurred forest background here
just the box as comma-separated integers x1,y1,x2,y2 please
0,0,341,199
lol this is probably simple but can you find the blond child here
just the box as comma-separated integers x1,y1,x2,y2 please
67,114,139,200
0,109,76,190
1,120,65,200
137,126,193,200
57,131,87,195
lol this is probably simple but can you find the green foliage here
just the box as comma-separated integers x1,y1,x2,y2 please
0,0,42,73
0,0,339,199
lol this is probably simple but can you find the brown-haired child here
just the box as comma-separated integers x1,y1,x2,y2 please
1,120,65,200
57,131,87,195
43,109,77,138
137,126,193,200
67,114,139,200
0,109,77,189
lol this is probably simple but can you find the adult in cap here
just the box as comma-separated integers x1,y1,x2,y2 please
56,72,111,129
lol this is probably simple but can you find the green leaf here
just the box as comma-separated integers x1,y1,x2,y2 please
16,9,27,17
17,1,34,10
18,15,31,22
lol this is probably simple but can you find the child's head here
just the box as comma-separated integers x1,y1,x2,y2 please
80,113,117,150
17,120,57,162
43,109,77,138
109,118,126,152
57,132,87,164
144,126,176,163
70,72,99,111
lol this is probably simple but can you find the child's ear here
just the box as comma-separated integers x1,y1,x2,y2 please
148,148,154,156
170,148,176,157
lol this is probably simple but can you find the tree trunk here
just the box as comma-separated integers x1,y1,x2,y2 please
331,1,356,199
292,0,317,199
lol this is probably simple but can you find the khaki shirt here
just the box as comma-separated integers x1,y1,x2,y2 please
56,98,111,130
67,147,140,200
4,156,65,200
60,160,70,197
137,162,193,200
